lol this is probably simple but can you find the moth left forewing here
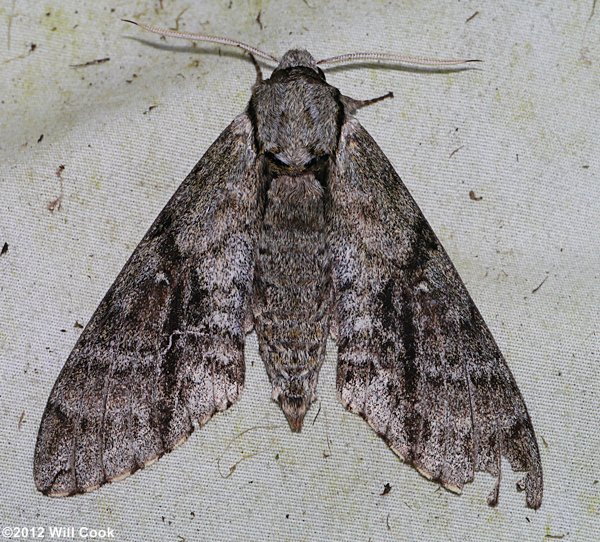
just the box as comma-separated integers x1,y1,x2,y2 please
34,114,260,496
328,117,542,508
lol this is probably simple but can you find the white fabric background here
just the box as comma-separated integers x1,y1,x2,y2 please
1,1,598,540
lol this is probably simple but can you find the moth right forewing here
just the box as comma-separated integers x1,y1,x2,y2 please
34,114,261,496
328,117,543,508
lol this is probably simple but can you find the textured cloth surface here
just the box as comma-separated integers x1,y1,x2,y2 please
1,1,599,541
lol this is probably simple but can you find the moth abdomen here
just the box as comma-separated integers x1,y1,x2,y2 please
253,171,331,432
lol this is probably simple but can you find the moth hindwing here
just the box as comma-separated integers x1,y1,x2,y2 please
34,46,542,509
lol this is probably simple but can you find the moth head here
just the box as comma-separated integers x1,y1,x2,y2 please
274,49,325,79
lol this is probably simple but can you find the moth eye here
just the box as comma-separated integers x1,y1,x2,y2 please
304,154,330,169
264,150,287,168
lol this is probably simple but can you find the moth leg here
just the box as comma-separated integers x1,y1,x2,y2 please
248,53,263,85
341,92,394,114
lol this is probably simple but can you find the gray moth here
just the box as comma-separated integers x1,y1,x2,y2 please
34,22,543,509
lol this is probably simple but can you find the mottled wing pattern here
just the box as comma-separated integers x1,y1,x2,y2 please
34,114,260,496
328,117,543,508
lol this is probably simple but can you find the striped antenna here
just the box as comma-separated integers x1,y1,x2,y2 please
122,19,280,64
123,20,479,70
317,51,480,69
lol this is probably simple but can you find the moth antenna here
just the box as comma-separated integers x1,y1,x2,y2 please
317,52,480,69
122,19,280,64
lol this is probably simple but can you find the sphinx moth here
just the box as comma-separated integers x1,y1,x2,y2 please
34,22,543,508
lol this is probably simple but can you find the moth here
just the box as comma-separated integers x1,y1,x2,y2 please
34,21,543,509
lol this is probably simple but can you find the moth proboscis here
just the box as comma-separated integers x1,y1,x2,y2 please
34,21,542,509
